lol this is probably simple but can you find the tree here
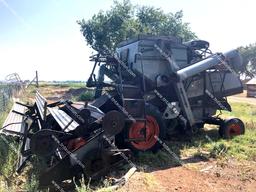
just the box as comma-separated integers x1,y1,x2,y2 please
238,44,256,79
77,0,196,52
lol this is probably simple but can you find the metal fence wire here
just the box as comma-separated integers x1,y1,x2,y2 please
0,83,23,114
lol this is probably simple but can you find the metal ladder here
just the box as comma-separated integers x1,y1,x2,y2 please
117,55,147,142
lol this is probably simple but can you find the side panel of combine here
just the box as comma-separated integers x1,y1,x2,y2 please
117,36,188,85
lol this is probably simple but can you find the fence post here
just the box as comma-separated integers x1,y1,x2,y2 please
36,71,39,88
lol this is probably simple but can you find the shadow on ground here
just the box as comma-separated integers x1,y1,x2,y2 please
134,128,221,173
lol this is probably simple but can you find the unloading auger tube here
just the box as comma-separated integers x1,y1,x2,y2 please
177,50,242,80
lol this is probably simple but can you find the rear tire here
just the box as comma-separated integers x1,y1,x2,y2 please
219,118,245,139
125,104,166,153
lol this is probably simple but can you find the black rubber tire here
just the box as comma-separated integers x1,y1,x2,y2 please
124,104,166,153
219,118,245,139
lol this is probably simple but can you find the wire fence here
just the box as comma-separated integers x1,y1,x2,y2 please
0,83,23,114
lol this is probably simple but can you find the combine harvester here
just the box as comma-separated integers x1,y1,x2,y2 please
88,35,245,152
0,35,245,187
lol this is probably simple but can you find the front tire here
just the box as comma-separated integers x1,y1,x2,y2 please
219,118,245,139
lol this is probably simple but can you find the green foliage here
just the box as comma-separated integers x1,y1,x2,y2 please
238,43,256,78
78,0,196,52
77,91,95,101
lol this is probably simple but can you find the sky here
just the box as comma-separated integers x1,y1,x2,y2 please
0,0,255,81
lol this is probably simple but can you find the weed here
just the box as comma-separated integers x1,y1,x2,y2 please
74,177,91,192
209,142,229,158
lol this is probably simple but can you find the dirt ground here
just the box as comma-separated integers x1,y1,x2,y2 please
118,159,256,192
34,86,256,192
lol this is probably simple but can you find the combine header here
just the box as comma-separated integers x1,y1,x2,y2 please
0,35,245,187
1,91,131,187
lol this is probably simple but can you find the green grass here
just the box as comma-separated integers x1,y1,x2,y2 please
0,99,19,190
59,82,85,88
213,101,256,160
221,102,256,122
0,100,13,128
0,136,19,188
39,82,85,88
0,88,20,190
186,102,256,161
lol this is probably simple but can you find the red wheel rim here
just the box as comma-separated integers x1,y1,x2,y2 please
228,123,241,136
129,115,160,151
